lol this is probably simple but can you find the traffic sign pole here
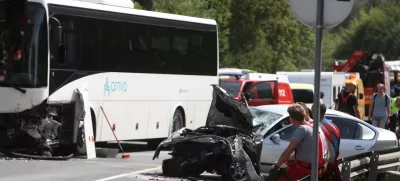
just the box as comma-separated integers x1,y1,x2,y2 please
311,0,324,180
288,0,354,180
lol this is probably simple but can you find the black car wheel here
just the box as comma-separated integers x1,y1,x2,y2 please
162,158,184,177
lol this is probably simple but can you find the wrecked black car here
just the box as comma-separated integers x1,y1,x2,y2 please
153,85,264,180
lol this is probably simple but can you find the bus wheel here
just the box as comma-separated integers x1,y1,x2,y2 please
172,109,184,132
76,122,86,155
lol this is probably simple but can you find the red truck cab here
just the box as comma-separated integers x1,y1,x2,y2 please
219,73,294,106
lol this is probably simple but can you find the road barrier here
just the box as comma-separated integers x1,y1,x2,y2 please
293,147,400,181
337,147,400,181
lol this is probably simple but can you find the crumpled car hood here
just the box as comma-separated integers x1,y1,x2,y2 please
206,85,254,131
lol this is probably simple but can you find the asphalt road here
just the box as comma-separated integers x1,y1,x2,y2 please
0,142,220,181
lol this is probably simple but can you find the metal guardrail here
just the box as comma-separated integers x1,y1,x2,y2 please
337,147,400,181
293,147,400,181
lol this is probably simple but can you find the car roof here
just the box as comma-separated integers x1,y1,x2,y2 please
253,104,358,120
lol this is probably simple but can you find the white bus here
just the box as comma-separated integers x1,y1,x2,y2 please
0,0,219,155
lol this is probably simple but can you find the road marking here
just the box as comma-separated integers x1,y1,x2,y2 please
94,166,162,181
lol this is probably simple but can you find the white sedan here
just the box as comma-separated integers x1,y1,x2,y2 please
251,104,399,173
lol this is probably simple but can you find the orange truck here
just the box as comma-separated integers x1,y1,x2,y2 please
333,51,391,120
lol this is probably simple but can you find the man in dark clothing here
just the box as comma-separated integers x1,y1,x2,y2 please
336,82,360,119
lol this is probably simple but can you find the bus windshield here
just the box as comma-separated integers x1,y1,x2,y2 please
0,2,47,88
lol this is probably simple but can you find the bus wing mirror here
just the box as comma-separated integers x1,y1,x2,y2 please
50,17,62,47
52,25,62,47
359,93,364,99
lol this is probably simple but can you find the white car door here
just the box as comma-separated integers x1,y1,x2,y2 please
325,115,376,158
259,118,297,173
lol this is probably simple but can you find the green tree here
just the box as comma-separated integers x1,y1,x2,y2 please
225,0,315,72
134,0,153,10
151,0,232,60
322,32,342,71
259,0,315,72
333,2,400,60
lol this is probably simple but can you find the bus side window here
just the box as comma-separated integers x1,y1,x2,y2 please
51,8,217,77
78,17,103,71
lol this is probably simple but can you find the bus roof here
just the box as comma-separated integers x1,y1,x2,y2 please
41,0,217,25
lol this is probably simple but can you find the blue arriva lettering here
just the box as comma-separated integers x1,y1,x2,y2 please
123,82,127,92
111,81,115,91
105,78,128,95
111,81,127,92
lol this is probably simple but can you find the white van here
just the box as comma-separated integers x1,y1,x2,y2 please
277,71,349,108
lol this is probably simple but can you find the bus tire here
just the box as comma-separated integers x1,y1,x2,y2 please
172,109,184,132
76,123,86,155
76,108,96,155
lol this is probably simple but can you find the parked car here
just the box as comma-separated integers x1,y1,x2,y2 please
219,70,294,106
251,104,399,174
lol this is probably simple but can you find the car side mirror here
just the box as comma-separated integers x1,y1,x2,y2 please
270,134,281,145
359,93,364,99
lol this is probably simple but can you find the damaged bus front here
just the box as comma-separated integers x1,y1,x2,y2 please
0,0,79,157
153,85,265,181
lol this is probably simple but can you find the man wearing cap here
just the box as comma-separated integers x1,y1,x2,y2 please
336,82,360,119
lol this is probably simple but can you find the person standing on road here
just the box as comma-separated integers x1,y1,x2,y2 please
336,82,361,119
368,84,391,128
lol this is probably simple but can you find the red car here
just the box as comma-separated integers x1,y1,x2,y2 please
219,74,294,106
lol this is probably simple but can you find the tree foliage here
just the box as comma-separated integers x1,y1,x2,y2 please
333,1,400,60
133,0,400,73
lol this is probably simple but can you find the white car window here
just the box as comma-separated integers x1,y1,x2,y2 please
326,116,357,139
277,125,297,141
354,123,375,140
